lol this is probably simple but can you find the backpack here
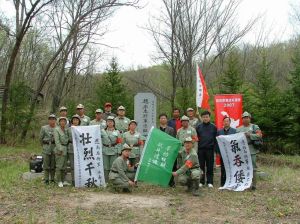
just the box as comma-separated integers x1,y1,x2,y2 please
251,124,263,149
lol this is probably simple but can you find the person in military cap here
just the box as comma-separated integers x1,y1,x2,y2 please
90,109,106,129
114,105,130,134
172,137,201,196
176,115,198,167
54,117,70,187
39,114,57,184
67,114,81,186
76,104,90,126
102,116,122,181
102,102,116,121
237,111,262,190
123,120,144,168
186,108,200,129
58,106,70,126
109,144,136,192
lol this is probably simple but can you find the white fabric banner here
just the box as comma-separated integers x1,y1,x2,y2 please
71,125,106,188
216,132,253,191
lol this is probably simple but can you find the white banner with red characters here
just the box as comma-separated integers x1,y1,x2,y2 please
214,94,243,129
216,133,253,191
214,94,243,166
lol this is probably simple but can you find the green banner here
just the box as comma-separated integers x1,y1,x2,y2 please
135,127,181,187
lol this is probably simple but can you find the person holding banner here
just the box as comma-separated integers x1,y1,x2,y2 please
102,116,122,181
39,114,57,184
172,137,201,196
67,114,81,186
237,112,263,190
186,108,200,129
54,117,70,188
196,111,217,188
216,116,236,187
123,120,144,168
109,144,136,193
90,109,107,129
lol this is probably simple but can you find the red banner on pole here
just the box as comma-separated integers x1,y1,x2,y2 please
214,94,243,166
214,94,243,130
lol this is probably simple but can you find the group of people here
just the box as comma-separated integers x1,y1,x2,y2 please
40,103,262,195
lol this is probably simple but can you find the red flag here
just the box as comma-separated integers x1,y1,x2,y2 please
196,65,210,110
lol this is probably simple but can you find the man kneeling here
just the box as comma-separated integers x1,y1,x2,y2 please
172,137,201,196
109,144,136,192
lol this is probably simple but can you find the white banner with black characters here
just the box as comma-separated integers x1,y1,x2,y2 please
216,132,253,191
72,125,106,188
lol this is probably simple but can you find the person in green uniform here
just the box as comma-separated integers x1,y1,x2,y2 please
122,120,143,168
57,106,70,126
90,109,106,129
186,108,200,129
39,114,57,184
103,102,116,120
176,115,198,167
67,114,81,186
54,117,70,187
172,137,201,196
102,116,122,182
114,105,130,134
76,104,90,126
237,111,262,190
109,144,136,192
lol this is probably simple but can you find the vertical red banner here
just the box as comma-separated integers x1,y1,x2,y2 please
214,94,243,166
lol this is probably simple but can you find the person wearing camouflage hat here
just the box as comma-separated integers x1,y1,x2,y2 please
54,117,70,187
114,105,130,134
66,115,81,186
237,111,263,190
76,104,90,126
186,108,200,129
122,120,144,168
39,114,57,184
109,144,136,192
57,106,70,126
176,115,198,168
102,116,122,182
172,137,201,196
90,109,106,129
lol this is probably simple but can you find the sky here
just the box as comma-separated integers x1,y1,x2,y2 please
0,0,296,71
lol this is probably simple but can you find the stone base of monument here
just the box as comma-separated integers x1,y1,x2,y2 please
22,171,72,182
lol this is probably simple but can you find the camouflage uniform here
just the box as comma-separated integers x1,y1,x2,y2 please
102,127,122,182
109,144,135,190
54,118,70,184
237,112,262,189
39,118,56,182
176,137,201,196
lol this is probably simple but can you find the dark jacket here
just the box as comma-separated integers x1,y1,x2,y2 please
160,126,176,138
196,122,217,150
167,118,181,133
216,127,236,154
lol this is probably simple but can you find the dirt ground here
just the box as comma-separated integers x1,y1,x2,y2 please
1,149,300,223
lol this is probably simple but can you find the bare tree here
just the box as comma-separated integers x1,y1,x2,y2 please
139,0,257,110
0,0,54,143
20,0,139,140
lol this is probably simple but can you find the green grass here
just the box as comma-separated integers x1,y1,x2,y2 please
0,145,300,223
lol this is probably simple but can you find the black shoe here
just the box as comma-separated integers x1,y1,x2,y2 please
50,180,56,184
44,180,49,185
122,188,131,193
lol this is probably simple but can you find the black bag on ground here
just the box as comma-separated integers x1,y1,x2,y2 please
29,155,43,173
